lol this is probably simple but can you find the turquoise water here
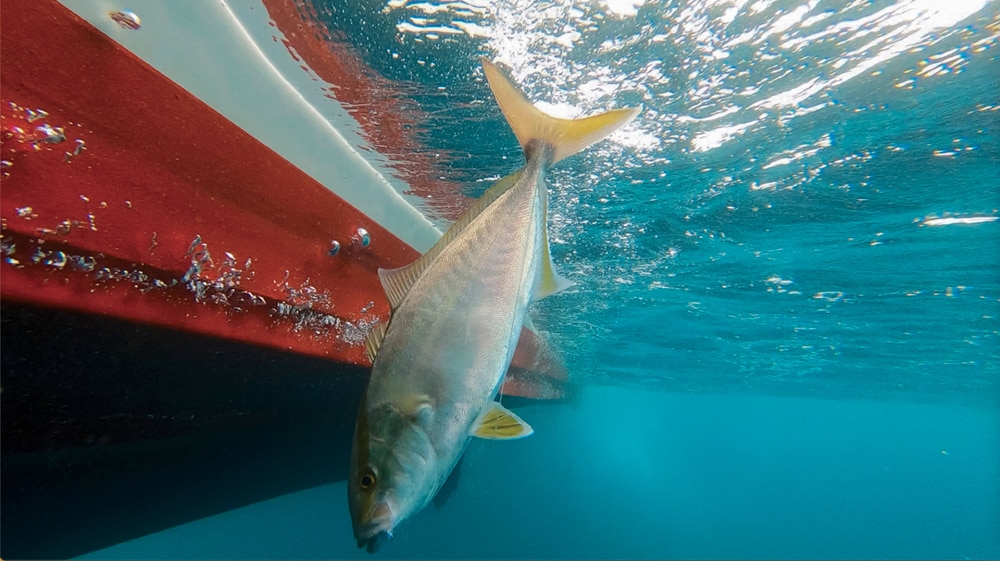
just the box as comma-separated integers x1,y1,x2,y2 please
326,0,1000,406
79,389,998,559
9,0,999,559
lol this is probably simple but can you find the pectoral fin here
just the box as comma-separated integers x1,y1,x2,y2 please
471,402,534,440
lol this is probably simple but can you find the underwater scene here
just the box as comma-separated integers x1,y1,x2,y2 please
1,0,998,559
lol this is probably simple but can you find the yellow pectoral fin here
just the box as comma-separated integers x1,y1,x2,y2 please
472,402,534,440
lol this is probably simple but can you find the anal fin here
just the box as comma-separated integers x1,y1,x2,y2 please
533,226,574,300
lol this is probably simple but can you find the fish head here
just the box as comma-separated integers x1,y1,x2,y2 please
349,398,437,552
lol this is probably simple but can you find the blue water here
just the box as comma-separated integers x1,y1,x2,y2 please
79,0,1000,559
323,0,1000,405
80,389,999,559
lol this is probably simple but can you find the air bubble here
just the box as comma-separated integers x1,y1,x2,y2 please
328,240,341,256
25,109,49,123
71,255,96,273
109,10,142,30
46,251,68,269
813,291,844,302
34,124,66,144
353,228,371,247
65,139,86,162
185,235,203,257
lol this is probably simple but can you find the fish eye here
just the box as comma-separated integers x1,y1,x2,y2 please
359,469,376,490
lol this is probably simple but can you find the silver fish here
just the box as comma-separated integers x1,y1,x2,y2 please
348,57,639,552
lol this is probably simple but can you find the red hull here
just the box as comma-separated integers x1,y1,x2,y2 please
0,0,565,398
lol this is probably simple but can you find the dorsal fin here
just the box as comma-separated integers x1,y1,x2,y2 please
377,169,524,310
364,321,388,364
377,266,422,311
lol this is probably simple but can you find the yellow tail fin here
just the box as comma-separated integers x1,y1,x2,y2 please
482,57,640,164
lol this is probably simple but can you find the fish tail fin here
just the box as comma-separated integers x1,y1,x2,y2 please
481,57,640,165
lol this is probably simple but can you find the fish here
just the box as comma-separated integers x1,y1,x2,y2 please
348,57,640,553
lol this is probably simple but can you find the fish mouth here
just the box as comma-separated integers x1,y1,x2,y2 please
355,502,395,553
357,529,392,553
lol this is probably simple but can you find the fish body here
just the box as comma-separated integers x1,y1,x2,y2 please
349,58,639,552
